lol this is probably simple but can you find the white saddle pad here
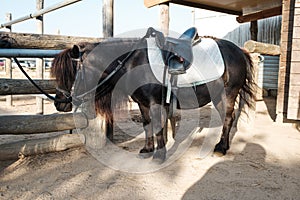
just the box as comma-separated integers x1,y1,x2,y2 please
147,37,225,87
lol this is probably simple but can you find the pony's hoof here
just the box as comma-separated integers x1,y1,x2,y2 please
213,143,227,156
213,151,225,157
152,148,166,164
138,148,154,159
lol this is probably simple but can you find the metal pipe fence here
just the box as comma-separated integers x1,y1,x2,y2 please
0,0,82,29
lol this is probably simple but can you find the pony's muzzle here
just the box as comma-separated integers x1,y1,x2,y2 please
54,100,73,112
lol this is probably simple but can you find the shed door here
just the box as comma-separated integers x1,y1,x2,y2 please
259,55,280,90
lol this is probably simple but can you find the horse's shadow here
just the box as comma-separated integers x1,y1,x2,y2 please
181,142,300,200
183,143,265,199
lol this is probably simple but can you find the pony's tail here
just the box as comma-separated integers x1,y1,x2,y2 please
239,49,256,109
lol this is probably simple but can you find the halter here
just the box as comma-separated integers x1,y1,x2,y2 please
55,86,72,102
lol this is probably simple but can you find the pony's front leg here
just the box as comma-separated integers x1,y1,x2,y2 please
106,120,114,142
153,129,167,163
164,106,178,141
151,104,167,163
138,104,154,159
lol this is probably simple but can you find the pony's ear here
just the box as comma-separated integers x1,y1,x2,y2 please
70,45,80,58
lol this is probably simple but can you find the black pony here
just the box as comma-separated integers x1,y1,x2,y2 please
51,28,255,162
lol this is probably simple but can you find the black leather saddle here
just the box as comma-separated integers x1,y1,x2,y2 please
145,27,198,75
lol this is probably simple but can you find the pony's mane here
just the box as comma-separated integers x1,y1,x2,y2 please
51,48,76,90
94,52,131,123
199,35,218,40
51,42,100,88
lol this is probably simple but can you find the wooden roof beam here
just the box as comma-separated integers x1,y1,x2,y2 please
236,6,282,23
144,0,170,8
144,0,242,15
172,0,242,15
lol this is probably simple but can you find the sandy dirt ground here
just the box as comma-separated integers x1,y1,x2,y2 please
1,69,300,200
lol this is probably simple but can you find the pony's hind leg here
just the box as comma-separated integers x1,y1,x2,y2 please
213,90,237,155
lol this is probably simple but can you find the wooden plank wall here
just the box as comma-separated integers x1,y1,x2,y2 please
276,0,295,121
287,0,300,119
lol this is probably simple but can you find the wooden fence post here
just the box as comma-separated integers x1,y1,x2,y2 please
103,0,114,38
159,3,169,36
5,13,12,107
36,0,44,114
250,20,258,41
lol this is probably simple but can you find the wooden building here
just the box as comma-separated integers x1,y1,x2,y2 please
144,0,300,122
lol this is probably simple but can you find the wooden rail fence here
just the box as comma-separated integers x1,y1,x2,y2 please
0,0,108,161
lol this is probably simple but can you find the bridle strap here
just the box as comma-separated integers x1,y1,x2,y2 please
56,86,73,101
13,57,72,103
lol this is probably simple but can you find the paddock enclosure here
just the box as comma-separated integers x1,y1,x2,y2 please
1,0,300,199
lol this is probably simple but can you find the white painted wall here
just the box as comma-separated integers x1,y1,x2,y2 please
194,9,240,38
194,9,281,47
